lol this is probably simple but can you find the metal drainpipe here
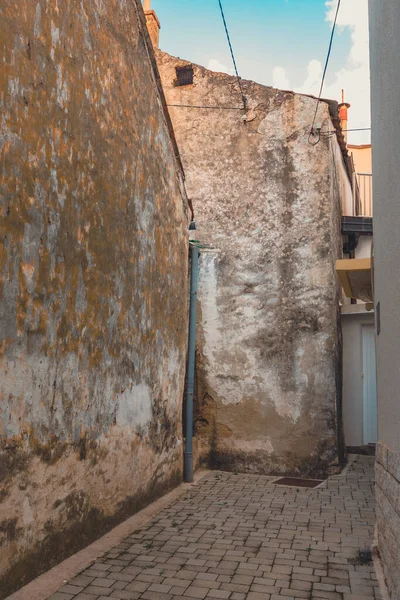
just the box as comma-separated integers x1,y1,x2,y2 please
184,243,199,483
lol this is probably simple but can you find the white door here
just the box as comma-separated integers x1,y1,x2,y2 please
362,325,377,444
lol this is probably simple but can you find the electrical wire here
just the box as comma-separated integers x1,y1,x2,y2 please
320,127,371,136
343,128,371,132
308,0,342,145
166,1,247,114
217,0,247,111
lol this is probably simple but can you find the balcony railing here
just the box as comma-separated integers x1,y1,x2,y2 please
352,172,373,217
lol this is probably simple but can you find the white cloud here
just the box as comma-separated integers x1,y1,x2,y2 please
207,59,234,75
271,0,370,144
272,66,290,90
295,60,323,95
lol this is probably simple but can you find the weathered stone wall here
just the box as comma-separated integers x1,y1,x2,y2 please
376,443,400,599
0,3,188,596
157,52,351,476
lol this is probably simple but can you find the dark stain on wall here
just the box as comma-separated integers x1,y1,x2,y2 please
157,51,347,477
0,469,181,599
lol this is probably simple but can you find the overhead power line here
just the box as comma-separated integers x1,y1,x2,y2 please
320,127,371,136
342,127,371,132
309,0,342,145
217,0,247,111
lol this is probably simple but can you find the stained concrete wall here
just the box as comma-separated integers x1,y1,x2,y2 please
157,52,352,477
369,1,400,596
0,2,188,596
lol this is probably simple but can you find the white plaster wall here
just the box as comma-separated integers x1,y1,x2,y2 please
355,236,372,260
330,133,354,217
369,2,400,596
369,0,400,451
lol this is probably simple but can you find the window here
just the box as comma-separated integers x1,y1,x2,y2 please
175,66,194,87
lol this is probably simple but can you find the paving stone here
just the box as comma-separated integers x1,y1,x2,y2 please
335,585,351,593
148,583,172,593
110,581,128,591
125,581,150,592
206,591,231,599
92,578,115,588
83,569,112,578
141,592,172,600
195,579,220,590
47,457,386,600
311,593,343,600
136,573,164,584
109,591,141,599
196,572,218,582
250,583,277,594
83,586,113,596
220,582,249,593
184,586,210,598
280,589,309,599
175,569,198,580
290,580,312,592
272,565,292,575
231,574,253,585
58,584,85,594
108,573,135,583
69,575,96,587
164,577,191,588
92,563,112,571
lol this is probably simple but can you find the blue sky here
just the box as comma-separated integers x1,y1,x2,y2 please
152,0,371,143
153,0,350,90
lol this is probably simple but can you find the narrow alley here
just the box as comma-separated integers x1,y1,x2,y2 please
46,456,382,600
2,2,400,599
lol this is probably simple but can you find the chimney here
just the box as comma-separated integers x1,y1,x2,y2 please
338,89,351,142
143,0,160,48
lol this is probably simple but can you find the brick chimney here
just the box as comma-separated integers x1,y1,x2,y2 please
338,89,351,142
143,0,160,48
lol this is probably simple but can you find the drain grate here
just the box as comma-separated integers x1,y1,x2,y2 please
273,477,324,488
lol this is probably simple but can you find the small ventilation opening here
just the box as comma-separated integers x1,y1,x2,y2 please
273,477,324,489
175,65,194,87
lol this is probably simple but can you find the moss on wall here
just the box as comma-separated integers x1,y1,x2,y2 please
0,1,188,595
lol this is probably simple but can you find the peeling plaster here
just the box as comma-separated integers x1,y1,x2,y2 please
115,383,152,430
157,51,351,476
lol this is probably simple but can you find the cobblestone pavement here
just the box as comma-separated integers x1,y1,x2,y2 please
50,456,382,600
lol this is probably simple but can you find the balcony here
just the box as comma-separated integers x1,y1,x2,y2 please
338,170,374,304
352,172,373,217
336,257,373,303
